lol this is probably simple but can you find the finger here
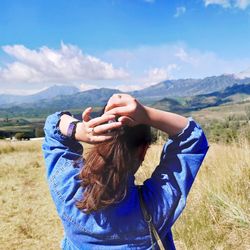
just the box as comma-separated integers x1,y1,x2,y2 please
104,101,123,113
104,94,130,112
93,121,122,134
104,106,131,116
118,116,135,126
82,107,92,122
88,114,116,128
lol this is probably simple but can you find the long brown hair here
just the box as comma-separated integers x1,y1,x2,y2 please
76,124,152,213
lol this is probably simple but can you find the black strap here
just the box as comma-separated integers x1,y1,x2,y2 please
138,186,165,250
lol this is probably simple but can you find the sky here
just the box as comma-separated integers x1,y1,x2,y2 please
0,0,250,95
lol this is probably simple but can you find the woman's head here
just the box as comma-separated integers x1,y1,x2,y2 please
76,119,152,213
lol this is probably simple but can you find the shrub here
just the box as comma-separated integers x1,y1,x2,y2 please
15,132,30,140
35,127,44,138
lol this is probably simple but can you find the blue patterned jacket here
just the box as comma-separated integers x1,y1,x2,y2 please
42,112,209,250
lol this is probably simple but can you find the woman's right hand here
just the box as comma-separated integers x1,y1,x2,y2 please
105,93,188,136
104,94,148,126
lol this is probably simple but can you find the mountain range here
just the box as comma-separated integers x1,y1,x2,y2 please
132,74,250,100
1,74,250,108
152,83,250,114
0,74,250,118
0,85,79,106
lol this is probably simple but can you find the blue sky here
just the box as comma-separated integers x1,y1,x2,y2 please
0,0,250,94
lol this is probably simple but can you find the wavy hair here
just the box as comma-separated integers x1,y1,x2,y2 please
76,124,152,213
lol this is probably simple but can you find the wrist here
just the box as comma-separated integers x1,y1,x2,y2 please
59,114,79,137
142,106,154,126
75,122,90,142
75,122,83,141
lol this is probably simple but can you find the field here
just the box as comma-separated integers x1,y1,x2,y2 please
0,139,249,250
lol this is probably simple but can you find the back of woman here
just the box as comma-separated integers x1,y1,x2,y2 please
42,94,209,249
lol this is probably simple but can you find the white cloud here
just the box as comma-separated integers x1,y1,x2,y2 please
1,42,250,94
79,83,99,91
116,84,143,92
0,86,47,95
145,65,178,84
204,0,250,9
115,64,177,91
147,67,169,82
204,0,231,8
175,48,199,65
0,43,128,85
234,67,250,79
174,6,186,18
102,43,250,82
235,0,250,9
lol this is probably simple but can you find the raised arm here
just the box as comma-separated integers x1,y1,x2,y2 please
42,108,122,178
42,111,83,178
105,94,209,233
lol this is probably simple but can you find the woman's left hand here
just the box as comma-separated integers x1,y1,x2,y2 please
74,107,123,144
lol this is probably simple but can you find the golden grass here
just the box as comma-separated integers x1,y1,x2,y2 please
191,102,250,122
0,140,41,155
173,140,250,250
0,141,63,250
0,139,249,249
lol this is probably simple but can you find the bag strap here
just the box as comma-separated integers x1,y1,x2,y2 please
138,186,165,250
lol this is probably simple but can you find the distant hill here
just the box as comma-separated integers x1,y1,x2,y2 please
152,84,250,114
1,74,250,118
34,87,119,110
0,88,119,118
1,74,250,108
132,74,250,100
1,84,250,119
2,74,250,108
0,85,79,107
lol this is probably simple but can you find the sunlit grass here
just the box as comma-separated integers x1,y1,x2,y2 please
0,139,249,249
174,140,250,250
0,140,41,154
0,141,63,250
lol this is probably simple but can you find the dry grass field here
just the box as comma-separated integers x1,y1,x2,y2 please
191,102,250,123
0,139,249,250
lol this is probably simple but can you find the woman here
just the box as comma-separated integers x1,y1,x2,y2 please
42,93,209,249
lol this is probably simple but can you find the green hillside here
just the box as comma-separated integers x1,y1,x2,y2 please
152,84,250,114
